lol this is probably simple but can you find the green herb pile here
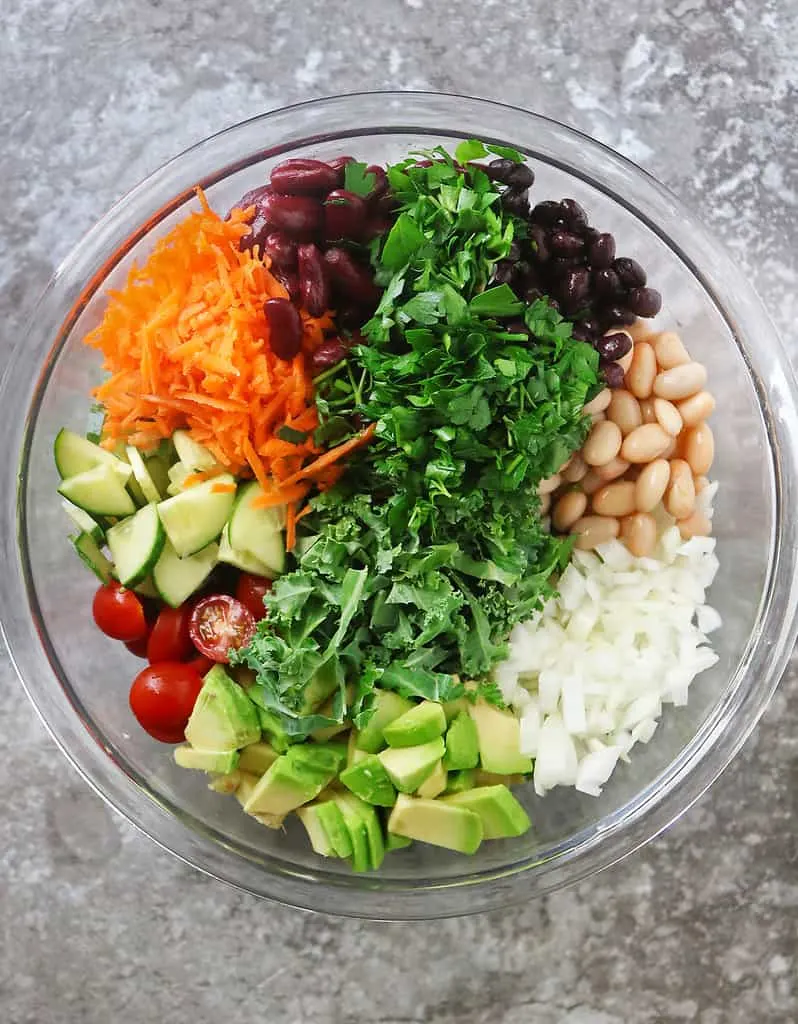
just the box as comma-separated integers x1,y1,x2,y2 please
233,143,600,737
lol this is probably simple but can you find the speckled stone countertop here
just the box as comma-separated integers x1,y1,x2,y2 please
1,2,797,1022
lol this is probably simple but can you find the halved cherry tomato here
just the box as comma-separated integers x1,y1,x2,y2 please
235,573,273,621
188,654,215,677
147,605,194,663
189,594,256,663
125,636,150,659
129,662,204,743
92,582,148,642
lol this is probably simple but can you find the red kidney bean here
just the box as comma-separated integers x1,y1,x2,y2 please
261,231,297,270
264,298,303,361
323,189,368,241
559,198,587,231
531,200,563,226
627,286,662,317
297,244,330,316
259,192,323,239
597,331,633,361
550,230,584,256
311,337,349,374
275,270,300,301
323,247,381,305
239,211,272,253
362,213,394,240
235,184,272,212
613,257,647,288
365,164,389,198
328,155,356,184
270,158,339,196
589,233,616,269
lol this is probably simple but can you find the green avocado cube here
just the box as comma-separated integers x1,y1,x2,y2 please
378,738,445,794
356,690,414,753
468,700,533,775
443,785,531,839
416,760,448,799
382,700,447,748
234,771,261,808
255,706,292,753
442,696,470,722
243,755,331,816
387,794,483,854
443,711,479,770
208,769,241,794
445,768,477,794
238,741,279,775
288,742,347,776
385,831,413,852
332,794,371,872
339,755,397,807
184,665,261,753
173,746,239,774
296,804,338,856
347,729,370,767
314,799,353,858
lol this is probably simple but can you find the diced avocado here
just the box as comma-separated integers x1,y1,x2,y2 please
339,755,397,807
288,742,347,776
469,700,533,775
385,831,413,852
255,706,293,753
310,687,353,741
446,768,477,794
443,711,480,770
387,794,483,854
238,741,279,775
347,729,370,767
243,755,329,816
298,661,339,715
332,794,370,872
443,785,531,839
416,760,448,799
174,746,239,774
442,696,470,722
314,798,353,858
382,700,447,748
251,812,286,830
476,770,526,787
378,738,445,794
184,666,261,752
208,769,241,794
356,690,414,753
296,804,338,856
235,771,261,808
336,792,384,871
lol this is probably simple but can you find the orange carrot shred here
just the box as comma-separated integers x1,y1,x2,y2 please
211,481,237,494
276,424,377,490
285,503,297,552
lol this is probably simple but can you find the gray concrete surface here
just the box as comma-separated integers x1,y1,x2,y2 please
1,1,797,1021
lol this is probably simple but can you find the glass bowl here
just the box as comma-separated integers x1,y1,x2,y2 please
3,92,798,920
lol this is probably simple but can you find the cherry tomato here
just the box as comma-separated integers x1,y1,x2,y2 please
235,573,273,621
125,636,150,659
92,582,148,642
129,662,204,743
189,594,256,663
188,654,215,677
147,605,194,663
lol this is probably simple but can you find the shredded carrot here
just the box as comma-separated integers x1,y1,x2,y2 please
285,503,298,553
270,424,377,492
182,471,209,488
211,481,237,494
85,188,338,496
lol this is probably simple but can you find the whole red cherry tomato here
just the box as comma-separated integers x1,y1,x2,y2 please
147,605,194,663
129,662,204,743
93,582,148,642
235,573,272,621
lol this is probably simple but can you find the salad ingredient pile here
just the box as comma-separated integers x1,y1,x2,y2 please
54,140,719,873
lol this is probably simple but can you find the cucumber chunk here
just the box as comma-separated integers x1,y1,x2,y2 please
156,475,236,557
61,500,104,543
227,481,286,576
58,464,137,518
126,445,163,503
217,525,276,577
72,532,114,583
153,539,219,608
53,427,131,482
106,503,166,587
172,430,219,472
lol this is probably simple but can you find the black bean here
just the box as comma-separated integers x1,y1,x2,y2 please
627,286,662,317
551,255,583,277
559,198,588,231
550,230,585,256
507,239,522,263
523,284,544,303
484,158,517,183
528,225,550,263
597,330,633,361
589,232,616,269
505,319,529,335
582,227,601,245
613,257,647,288
600,360,626,389
506,163,535,189
530,200,563,226
572,323,593,343
492,260,516,286
501,187,530,217
602,305,637,327
592,267,623,298
560,267,590,306
577,317,600,338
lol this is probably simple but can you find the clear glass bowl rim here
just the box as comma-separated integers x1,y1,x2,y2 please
3,91,798,919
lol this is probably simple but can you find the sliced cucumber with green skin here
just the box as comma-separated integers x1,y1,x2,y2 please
106,503,166,587
157,475,236,557
54,428,132,484
153,539,219,608
126,445,163,503
133,576,159,599
144,452,171,498
58,464,137,517
218,525,275,577
72,532,114,583
166,463,192,496
61,500,104,543
227,481,286,576
172,430,219,472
